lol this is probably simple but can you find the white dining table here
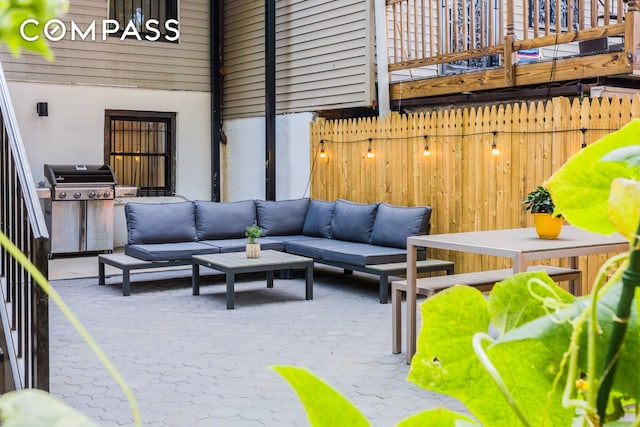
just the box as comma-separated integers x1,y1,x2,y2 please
405,225,629,362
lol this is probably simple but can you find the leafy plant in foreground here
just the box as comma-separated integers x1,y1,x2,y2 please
275,119,640,427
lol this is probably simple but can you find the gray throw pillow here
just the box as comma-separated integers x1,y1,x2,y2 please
330,199,378,243
125,201,197,244
256,198,310,236
195,200,256,240
370,203,432,248
302,199,335,238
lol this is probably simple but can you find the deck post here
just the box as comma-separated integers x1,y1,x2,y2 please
625,10,640,74
504,0,516,85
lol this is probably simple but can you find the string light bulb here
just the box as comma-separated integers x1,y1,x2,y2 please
491,131,500,156
319,140,327,159
366,138,375,159
423,135,431,157
580,128,587,149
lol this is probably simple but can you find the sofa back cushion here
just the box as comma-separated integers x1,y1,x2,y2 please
302,199,335,238
125,201,197,244
257,198,310,236
330,199,378,243
370,203,432,249
195,200,256,240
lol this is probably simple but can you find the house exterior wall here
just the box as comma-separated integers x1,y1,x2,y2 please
0,0,210,91
222,112,312,202
223,0,376,119
8,81,211,200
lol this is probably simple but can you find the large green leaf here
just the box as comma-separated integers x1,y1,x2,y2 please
396,407,479,427
272,365,370,427
488,271,576,334
408,285,523,426
546,119,640,235
608,178,640,240
0,389,100,427
498,281,640,400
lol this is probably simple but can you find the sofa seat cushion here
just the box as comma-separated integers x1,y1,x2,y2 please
285,238,362,260
370,203,432,249
320,243,408,266
125,201,197,244
200,237,285,253
330,199,378,243
257,198,310,236
302,199,335,238
125,242,218,262
195,200,256,240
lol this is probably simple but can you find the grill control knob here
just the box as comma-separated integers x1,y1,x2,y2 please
88,191,97,199
103,191,111,198
73,192,82,199
58,192,66,199
96,192,103,198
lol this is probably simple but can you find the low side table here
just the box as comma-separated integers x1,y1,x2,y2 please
192,250,314,309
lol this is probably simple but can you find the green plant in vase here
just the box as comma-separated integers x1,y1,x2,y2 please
523,185,563,238
245,223,262,258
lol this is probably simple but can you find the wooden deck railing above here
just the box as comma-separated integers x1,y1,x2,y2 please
387,0,640,98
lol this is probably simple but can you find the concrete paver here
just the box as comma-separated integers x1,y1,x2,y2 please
49,263,469,426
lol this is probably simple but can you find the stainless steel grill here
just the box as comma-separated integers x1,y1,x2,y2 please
43,164,117,257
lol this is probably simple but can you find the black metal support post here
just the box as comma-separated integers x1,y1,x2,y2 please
209,0,223,202
265,0,276,200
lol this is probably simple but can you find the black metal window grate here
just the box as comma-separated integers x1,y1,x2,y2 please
105,110,176,196
108,0,179,42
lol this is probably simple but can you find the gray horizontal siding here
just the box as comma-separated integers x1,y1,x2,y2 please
0,0,210,92
223,0,375,119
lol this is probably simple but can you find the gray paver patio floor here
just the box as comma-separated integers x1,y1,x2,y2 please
49,262,469,426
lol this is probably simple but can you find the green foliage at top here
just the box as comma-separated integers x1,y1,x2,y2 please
522,186,555,214
0,0,68,60
245,223,262,244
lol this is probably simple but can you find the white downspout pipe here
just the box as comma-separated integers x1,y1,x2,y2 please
374,0,391,117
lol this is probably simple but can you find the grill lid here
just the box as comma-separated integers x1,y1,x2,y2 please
44,164,117,186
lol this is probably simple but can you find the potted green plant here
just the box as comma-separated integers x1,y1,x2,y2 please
522,185,563,239
245,223,262,258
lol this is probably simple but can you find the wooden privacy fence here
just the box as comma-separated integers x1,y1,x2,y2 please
310,95,640,295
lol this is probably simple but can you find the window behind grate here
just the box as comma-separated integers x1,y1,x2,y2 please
105,110,176,196
108,0,179,42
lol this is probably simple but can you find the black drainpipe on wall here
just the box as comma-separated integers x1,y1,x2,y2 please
265,0,276,201
209,0,222,201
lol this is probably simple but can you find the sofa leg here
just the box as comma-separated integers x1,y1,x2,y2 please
379,275,389,304
122,269,131,296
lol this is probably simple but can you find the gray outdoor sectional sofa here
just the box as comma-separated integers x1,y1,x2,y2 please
115,198,454,302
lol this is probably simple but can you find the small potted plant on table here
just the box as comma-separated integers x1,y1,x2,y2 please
245,223,262,258
523,185,563,239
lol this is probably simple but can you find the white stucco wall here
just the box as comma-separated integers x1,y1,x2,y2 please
222,112,312,201
7,81,212,200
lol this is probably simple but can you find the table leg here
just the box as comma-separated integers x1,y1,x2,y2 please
266,271,274,288
226,272,235,309
406,244,417,364
192,263,200,296
569,256,580,296
305,265,313,300
98,261,105,286
122,269,131,297
379,274,389,304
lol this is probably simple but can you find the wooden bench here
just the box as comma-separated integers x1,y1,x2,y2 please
98,253,191,296
391,265,582,354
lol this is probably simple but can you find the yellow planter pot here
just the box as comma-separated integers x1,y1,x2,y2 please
533,213,563,239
